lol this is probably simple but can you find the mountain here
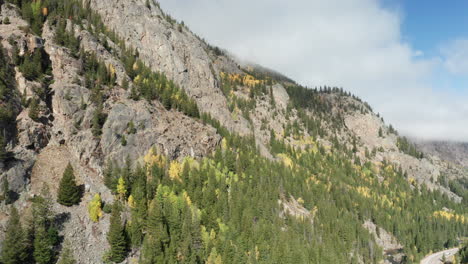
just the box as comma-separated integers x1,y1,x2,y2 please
0,0,466,264
416,140,468,169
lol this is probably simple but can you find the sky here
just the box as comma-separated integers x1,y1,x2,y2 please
157,0,468,142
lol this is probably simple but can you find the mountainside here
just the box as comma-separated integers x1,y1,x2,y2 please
0,1,467,264
416,140,468,169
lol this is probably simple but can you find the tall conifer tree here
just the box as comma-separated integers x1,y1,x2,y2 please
1,207,28,264
57,163,81,206
107,202,127,263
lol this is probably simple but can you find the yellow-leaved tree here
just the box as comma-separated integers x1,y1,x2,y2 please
88,193,103,222
127,194,135,208
207,247,223,264
116,176,127,200
168,160,181,182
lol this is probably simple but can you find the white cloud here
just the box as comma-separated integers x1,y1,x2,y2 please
442,39,468,75
158,0,468,142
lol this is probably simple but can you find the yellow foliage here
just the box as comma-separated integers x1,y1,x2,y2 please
134,75,142,84
182,157,199,170
42,7,48,16
108,64,116,78
169,160,182,181
117,176,127,198
311,206,318,217
133,62,139,71
433,211,467,223
183,191,192,206
306,175,320,185
221,72,265,87
128,195,136,208
207,247,223,264
277,153,293,168
221,138,228,150
379,194,393,208
144,147,167,169
88,194,103,222
297,197,304,204
298,136,315,146
384,165,393,173
357,186,371,198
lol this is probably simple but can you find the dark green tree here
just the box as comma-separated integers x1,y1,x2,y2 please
107,202,127,263
57,163,81,206
91,105,105,137
0,135,7,163
140,195,170,264
1,207,28,264
2,177,11,204
28,97,40,121
33,224,53,264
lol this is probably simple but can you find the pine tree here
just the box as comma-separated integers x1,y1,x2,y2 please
0,134,7,162
122,78,129,90
128,199,145,248
33,187,53,226
29,97,40,121
104,160,118,192
140,197,168,263
121,135,127,146
57,163,81,206
1,207,28,264
459,242,468,264
91,102,106,137
31,188,57,264
33,224,53,264
57,240,76,264
2,177,10,204
116,176,127,200
127,121,136,134
107,202,127,263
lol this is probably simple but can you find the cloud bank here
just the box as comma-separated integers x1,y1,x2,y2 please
442,39,468,75
158,0,468,142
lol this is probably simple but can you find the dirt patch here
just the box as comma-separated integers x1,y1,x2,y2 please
30,145,77,196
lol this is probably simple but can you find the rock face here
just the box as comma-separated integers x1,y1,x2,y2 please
416,141,468,169
41,20,221,174
87,0,251,135
363,220,404,264
344,106,462,201
272,83,290,110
